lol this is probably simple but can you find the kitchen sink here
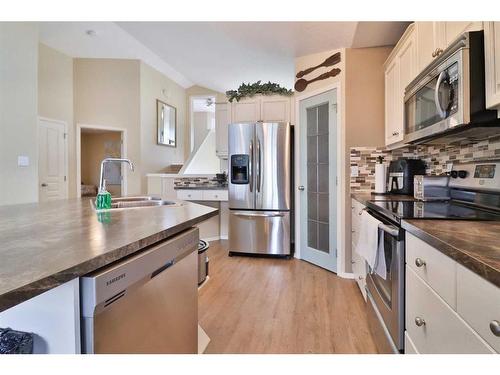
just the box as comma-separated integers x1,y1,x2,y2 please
92,196,181,211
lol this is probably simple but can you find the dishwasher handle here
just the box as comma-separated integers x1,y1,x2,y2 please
151,259,175,279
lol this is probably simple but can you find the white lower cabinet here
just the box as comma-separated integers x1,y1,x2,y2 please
456,263,500,352
405,234,498,354
406,267,494,354
351,199,367,300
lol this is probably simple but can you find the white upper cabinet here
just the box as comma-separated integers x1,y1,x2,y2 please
215,102,231,158
384,24,415,146
231,98,261,122
415,21,483,76
260,96,291,123
215,95,293,158
415,22,440,74
484,22,500,110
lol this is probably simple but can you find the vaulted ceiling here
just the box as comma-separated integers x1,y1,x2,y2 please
39,21,410,93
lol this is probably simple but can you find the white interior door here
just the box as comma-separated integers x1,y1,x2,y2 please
299,90,337,272
39,118,67,202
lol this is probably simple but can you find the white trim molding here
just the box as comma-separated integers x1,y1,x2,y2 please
37,116,69,200
76,123,128,198
294,82,346,277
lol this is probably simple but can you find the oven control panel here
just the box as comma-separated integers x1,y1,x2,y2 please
449,162,500,192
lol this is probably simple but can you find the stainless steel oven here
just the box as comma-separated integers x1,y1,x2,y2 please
364,208,405,354
404,31,499,144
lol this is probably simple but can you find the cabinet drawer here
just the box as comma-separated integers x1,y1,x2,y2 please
457,263,500,352
406,233,456,308
406,266,494,354
176,190,203,201
404,331,418,354
202,190,228,201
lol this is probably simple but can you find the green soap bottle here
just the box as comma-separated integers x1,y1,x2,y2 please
96,180,112,210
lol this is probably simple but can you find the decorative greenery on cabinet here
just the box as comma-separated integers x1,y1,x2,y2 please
226,81,293,103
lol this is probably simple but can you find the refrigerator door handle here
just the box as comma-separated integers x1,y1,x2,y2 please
257,139,262,193
249,140,253,193
233,212,285,218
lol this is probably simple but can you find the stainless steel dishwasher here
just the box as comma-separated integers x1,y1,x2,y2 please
80,227,199,354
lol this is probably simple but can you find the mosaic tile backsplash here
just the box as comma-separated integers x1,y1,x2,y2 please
174,176,228,188
350,136,500,192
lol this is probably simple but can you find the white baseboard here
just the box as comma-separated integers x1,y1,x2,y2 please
203,236,221,242
338,272,354,279
219,235,228,240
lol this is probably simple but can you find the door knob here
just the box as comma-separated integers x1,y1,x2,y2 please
298,186,305,191
41,183,48,187
415,317,426,327
490,320,500,337
415,258,426,268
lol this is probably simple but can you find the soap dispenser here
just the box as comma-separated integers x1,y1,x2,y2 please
96,179,112,210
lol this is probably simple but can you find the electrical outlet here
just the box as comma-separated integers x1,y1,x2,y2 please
350,166,359,177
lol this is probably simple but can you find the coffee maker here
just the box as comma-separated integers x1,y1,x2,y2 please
387,158,426,195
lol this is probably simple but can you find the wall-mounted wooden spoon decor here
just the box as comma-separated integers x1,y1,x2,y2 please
294,68,341,92
295,52,341,79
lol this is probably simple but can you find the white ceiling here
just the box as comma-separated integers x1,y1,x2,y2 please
38,22,410,93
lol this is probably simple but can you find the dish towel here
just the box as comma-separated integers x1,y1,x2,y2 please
356,210,382,269
374,228,387,280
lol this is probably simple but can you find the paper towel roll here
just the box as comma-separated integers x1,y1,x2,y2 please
375,163,387,194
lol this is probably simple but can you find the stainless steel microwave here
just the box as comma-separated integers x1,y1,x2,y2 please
404,31,499,144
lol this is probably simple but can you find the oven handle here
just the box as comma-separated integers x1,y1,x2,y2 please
434,70,447,119
378,223,400,237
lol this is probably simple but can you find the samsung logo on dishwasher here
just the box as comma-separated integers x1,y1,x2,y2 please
106,273,126,286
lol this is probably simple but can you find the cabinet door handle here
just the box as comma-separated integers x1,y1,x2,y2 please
436,48,443,57
432,49,437,58
298,185,305,191
415,317,426,327
415,258,426,268
490,320,500,337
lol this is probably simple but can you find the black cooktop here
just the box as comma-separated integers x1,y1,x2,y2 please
366,199,500,223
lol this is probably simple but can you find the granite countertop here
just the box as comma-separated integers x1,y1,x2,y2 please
174,185,228,190
351,192,416,205
0,198,218,312
402,220,500,288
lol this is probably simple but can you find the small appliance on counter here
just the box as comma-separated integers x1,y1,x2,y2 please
374,156,387,194
414,175,451,201
387,158,426,195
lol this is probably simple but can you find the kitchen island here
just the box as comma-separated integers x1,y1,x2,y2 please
0,197,218,353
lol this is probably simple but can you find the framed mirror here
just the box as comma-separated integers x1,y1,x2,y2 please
157,99,177,147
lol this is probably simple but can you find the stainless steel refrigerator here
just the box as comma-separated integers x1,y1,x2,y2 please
228,122,292,256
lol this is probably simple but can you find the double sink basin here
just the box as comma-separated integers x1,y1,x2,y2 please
92,196,182,211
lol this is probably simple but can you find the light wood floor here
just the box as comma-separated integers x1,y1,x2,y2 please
198,240,378,354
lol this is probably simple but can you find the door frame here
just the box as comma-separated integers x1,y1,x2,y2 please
76,123,128,198
294,82,347,277
38,116,69,200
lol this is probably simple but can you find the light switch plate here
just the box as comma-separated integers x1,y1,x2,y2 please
350,166,359,177
17,155,30,167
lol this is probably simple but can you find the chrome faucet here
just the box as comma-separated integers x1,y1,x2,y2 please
99,158,134,193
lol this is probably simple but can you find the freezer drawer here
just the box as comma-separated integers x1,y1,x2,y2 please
229,210,290,255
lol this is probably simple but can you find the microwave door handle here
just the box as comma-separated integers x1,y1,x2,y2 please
434,71,447,118
249,141,253,193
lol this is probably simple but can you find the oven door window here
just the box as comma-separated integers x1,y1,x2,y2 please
405,62,458,134
369,231,396,308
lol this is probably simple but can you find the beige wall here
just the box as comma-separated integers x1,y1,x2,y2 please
0,23,39,206
38,43,76,197
140,62,186,190
74,59,142,195
295,46,390,273
81,131,122,196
